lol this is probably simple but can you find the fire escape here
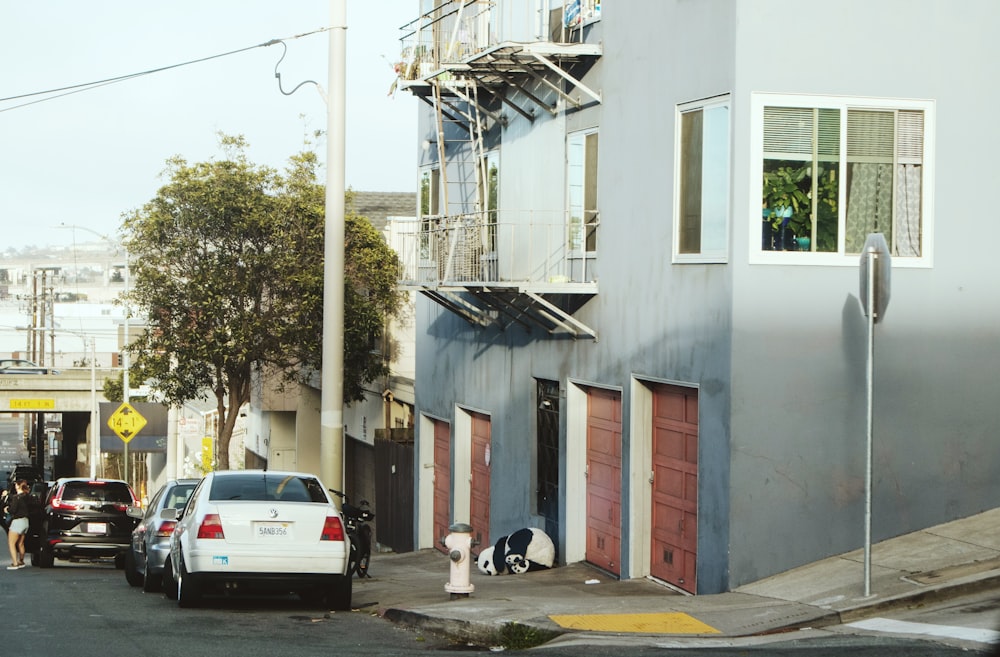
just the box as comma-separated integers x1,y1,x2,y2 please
395,0,602,340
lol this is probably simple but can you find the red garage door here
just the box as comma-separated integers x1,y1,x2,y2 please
586,388,621,576
650,384,698,592
432,418,451,554
469,412,491,547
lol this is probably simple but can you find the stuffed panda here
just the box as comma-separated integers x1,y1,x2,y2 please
477,534,512,575
476,527,555,575
503,527,554,574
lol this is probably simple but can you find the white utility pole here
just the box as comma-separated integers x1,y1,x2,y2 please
320,0,347,491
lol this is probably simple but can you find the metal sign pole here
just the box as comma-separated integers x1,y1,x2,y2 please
864,249,876,597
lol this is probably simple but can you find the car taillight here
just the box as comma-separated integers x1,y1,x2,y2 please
50,498,78,510
196,514,225,539
113,503,129,512
321,516,345,541
155,520,177,538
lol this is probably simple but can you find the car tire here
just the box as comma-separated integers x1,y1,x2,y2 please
177,557,202,608
124,549,142,587
142,567,161,593
162,556,178,600
35,545,54,568
327,574,352,611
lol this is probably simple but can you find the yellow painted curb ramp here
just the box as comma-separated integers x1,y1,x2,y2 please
549,612,720,634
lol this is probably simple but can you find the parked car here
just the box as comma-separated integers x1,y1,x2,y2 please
124,478,199,592
33,478,140,568
161,470,352,609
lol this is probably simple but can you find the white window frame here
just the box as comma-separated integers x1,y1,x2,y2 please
567,128,599,256
673,95,731,264
749,92,935,268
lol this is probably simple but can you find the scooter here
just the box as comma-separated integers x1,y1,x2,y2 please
329,489,375,578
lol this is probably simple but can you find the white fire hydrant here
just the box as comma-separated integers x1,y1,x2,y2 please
442,522,478,598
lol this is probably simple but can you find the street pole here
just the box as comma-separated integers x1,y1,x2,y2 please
864,249,876,598
90,337,98,479
320,0,347,492
123,247,130,487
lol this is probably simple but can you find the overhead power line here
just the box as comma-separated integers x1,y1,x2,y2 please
0,27,329,113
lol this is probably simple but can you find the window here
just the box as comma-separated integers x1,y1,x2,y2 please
752,94,933,266
675,96,730,262
567,130,598,253
419,167,440,260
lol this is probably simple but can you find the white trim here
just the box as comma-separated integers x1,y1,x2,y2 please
453,406,473,528
749,92,935,268
673,95,732,264
417,412,442,549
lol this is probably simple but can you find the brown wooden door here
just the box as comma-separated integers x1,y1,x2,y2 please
432,419,451,554
650,384,698,592
586,388,621,575
469,412,491,547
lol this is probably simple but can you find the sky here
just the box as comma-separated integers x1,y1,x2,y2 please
0,1,419,250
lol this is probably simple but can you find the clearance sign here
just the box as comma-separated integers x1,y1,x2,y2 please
9,399,55,410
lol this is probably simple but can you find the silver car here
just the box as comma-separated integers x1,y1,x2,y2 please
124,479,199,592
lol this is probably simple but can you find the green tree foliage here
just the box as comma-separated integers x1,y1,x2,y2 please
122,135,401,470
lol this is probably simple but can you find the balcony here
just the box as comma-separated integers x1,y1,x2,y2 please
395,0,602,118
388,210,598,339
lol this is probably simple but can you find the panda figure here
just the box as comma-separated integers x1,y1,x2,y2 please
476,534,513,576
503,527,554,574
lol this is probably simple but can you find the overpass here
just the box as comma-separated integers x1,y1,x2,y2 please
0,369,115,413
0,369,116,479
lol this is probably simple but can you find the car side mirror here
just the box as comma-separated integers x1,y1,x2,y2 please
160,508,179,521
126,506,144,520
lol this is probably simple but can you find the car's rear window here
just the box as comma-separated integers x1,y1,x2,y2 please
165,484,196,510
208,474,328,503
62,482,133,504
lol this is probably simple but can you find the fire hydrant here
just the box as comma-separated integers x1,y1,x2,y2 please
442,522,478,598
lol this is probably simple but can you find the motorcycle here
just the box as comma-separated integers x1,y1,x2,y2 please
329,489,374,578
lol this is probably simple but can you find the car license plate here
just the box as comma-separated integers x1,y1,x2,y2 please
86,522,107,534
255,522,291,539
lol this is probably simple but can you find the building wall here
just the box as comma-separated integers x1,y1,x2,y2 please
411,0,1000,592
724,0,1000,586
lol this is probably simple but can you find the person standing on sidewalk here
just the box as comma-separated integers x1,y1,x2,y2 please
6,479,31,570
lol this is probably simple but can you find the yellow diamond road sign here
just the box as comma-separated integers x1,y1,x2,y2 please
107,402,147,444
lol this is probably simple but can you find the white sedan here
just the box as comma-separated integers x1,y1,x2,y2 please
161,470,352,609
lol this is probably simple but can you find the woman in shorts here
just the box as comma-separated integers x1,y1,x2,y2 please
7,479,31,570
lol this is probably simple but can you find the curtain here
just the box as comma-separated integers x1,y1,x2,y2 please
893,164,922,256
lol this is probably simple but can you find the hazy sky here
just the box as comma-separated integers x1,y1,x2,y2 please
0,1,419,249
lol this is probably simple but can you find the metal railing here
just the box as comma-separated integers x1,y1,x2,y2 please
388,210,597,287
395,0,601,80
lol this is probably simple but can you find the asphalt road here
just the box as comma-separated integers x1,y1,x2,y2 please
2,555,996,656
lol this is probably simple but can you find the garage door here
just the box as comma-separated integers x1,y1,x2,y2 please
470,411,491,547
586,387,621,576
433,418,451,554
650,384,698,592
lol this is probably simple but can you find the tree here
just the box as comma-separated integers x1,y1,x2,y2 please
122,135,401,470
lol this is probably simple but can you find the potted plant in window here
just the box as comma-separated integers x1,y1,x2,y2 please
762,165,810,250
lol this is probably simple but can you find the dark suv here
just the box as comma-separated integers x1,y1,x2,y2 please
34,478,140,568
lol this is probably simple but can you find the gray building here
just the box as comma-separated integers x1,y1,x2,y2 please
392,0,1000,593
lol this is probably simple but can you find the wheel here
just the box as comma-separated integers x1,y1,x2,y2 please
142,566,161,593
177,556,202,608
34,545,54,569
162,556,178,600
124,549,142,587
347,538,360,578
327,574,352,611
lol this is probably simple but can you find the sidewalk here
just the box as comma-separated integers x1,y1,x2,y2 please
350,507,1000,648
